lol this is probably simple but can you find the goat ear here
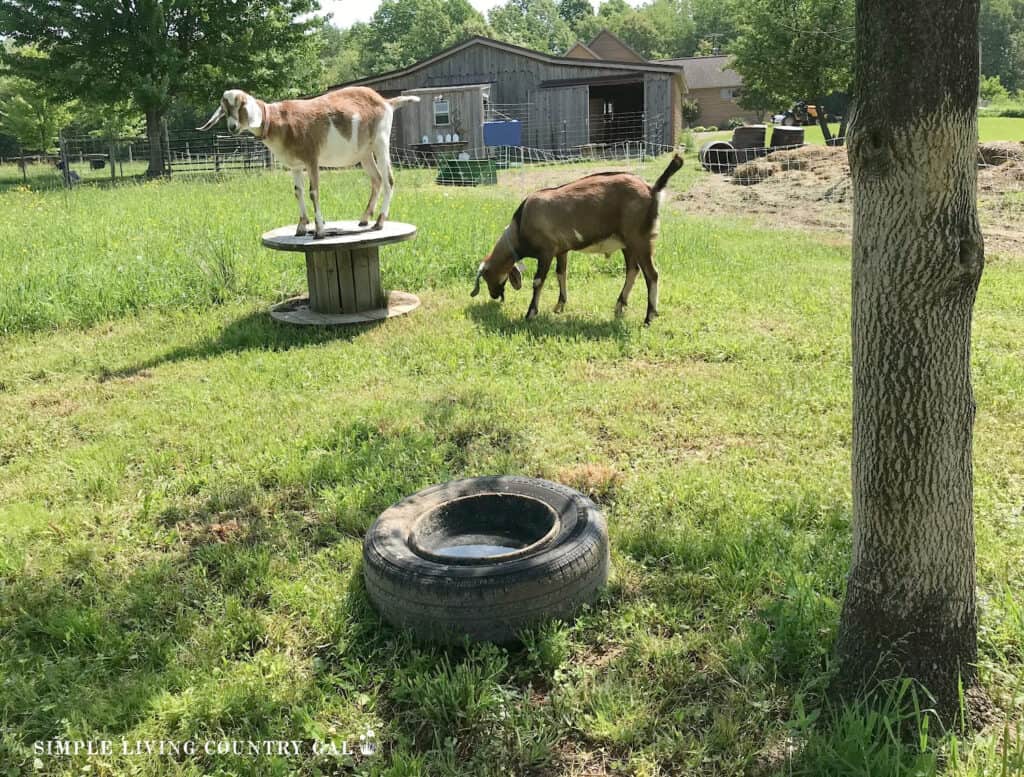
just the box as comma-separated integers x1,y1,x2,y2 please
197,105,225,131
509,262,523,291
244,94,262,130
470,261,486,297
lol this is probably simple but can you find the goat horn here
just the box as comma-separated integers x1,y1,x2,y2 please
196,105,225,131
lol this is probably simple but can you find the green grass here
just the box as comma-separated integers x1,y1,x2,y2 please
0,160,1023,776
978,116,1024,142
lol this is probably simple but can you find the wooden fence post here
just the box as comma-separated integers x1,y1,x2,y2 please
58,132,72,188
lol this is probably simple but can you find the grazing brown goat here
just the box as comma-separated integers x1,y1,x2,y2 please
471,154,684,325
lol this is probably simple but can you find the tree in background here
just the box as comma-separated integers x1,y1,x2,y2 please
356,0,489,75
729,0,853,136
489,0,574,55
0,0,324,177
0,51,75,154
692,0,741,53
322,24,367,87
837,0,987,726
571,0,694,60
980,0,1024,92
558,0,594,31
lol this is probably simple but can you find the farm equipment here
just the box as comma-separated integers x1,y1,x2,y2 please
780,101,821,126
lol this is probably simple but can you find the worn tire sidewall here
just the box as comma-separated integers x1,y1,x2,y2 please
362,476,609,641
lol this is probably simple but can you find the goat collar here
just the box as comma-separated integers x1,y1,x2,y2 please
503,227,521,264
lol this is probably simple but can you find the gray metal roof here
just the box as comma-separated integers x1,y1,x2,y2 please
335,35,684,90
655,55,741,90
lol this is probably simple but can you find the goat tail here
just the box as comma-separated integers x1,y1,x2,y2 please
651,153,684,194
388,96,421,110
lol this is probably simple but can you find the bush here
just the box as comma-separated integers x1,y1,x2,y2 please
681,97,701,125
692,125,706,132
705,125,719,132
678,129,696,152
727,117,746,129
980,74,1010,103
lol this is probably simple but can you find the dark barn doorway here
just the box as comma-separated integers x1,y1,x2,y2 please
588,81,644,144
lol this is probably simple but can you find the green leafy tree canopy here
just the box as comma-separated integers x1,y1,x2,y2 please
729,0,853,114
0,0,326,174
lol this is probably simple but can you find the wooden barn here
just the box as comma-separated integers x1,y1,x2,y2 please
337,36,686,154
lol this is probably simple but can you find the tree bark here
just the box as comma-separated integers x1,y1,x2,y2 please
836,0,987,726
145,109,166,178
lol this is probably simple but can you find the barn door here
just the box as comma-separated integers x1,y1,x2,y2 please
529,86,589,152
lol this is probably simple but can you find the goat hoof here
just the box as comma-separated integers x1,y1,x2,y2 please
553,303,564,314
358,220,369,227
371,222,384,232
525,308,538,320
295,225,309,237
313,231,326,240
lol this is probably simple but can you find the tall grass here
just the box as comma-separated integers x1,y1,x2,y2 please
0,158,1022,776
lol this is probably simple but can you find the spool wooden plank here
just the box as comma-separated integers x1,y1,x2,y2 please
305,255,318,310
323,252,342,313
337,249,358,312
352,248,382,311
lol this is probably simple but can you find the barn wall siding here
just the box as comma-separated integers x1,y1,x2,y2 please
360,43,682,151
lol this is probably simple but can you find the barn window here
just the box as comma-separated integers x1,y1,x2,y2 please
720,87,740,101
433,99,451,126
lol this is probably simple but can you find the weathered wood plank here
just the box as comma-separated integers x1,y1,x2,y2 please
336,249,358,312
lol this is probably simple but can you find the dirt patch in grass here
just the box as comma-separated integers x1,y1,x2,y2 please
551,463,624,503
676,144,1024,257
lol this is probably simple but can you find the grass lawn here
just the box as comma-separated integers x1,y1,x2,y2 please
1,158,1023,776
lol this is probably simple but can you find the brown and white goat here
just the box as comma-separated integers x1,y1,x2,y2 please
198,87,419,238
471,155,683,325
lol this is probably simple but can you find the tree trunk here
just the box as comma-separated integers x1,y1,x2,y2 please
836,0,987,726
145,109,166,178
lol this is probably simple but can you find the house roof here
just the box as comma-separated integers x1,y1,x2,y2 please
565,41,600,60
654,55,741,90
333,35,683,90
586,29,647,64
401,83,491,94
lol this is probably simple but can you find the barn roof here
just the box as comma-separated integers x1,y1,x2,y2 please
335,35,683,90
654,55,741,89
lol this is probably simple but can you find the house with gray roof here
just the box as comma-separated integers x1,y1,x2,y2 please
656,55,761,128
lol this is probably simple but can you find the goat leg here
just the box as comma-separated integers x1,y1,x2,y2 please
292,169,310,236
526,256,553,320
308,165,326,239
615,251,640,317
637,250,660,326
553,253,568,313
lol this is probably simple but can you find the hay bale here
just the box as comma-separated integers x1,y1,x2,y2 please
764,144,845,172
732,161,777,185
979,160,1024,192
977,142,1024,167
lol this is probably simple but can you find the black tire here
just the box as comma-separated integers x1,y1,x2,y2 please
362,476,610,643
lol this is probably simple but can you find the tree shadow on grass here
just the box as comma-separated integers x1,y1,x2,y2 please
97,308,384,381
465,300,635,343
